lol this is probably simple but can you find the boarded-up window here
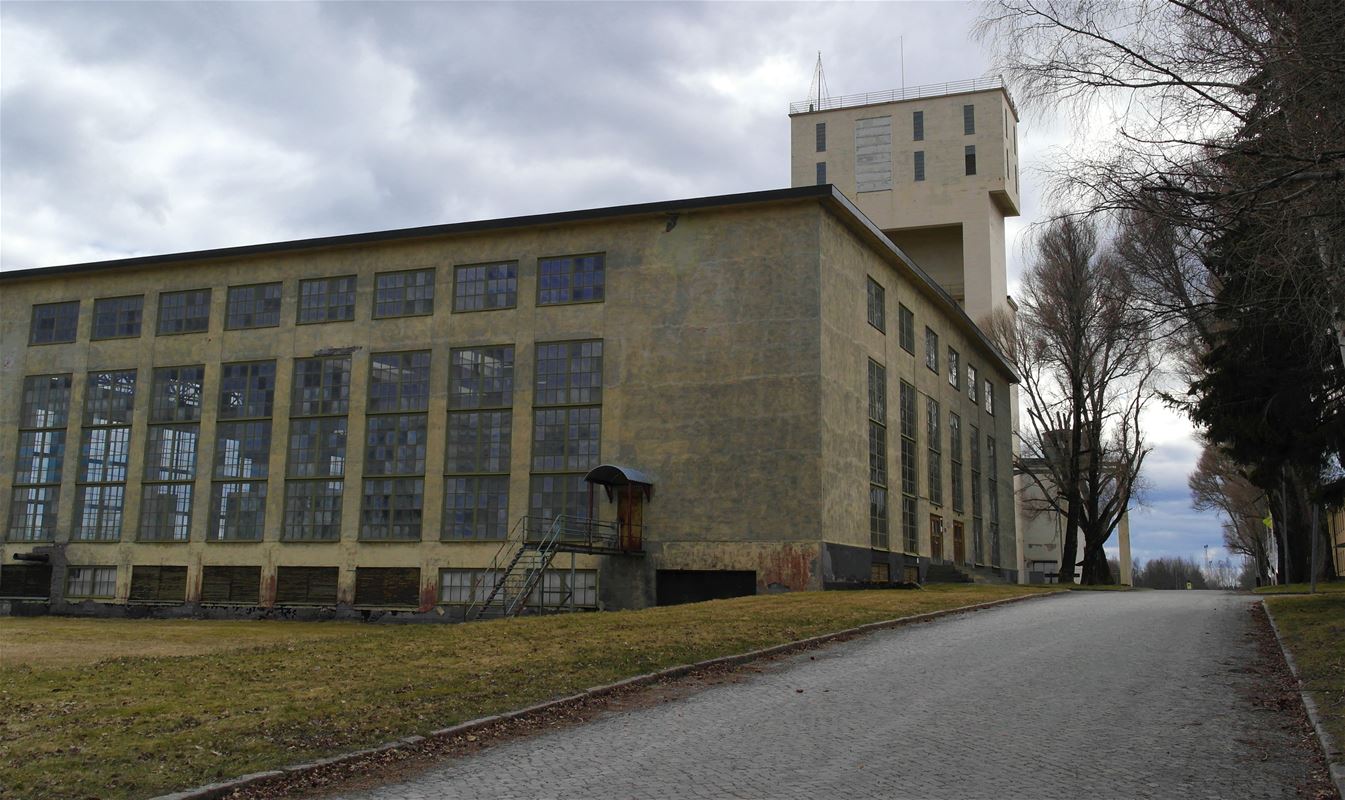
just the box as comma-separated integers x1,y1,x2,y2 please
354,567,420,607
276,566,339,605
200,566,261,604
129,565,188,603
0,564,52,598
855,116,892,192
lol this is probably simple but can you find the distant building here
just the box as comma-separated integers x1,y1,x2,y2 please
0,186,1019,616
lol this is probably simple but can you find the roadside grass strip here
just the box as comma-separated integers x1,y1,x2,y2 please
1264,593,1345,764
0,584,1055,800
1254,581,1345,595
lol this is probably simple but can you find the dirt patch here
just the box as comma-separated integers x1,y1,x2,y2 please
1243,604,1340,800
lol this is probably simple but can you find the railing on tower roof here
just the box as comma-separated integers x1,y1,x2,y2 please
789,76,1016,116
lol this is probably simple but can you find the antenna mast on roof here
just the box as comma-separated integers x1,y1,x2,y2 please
807,51,830,112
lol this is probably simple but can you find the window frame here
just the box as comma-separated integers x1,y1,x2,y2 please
866,277,886,333
536,253,606,307
29,301,81,346
91,296,144,340
965,145,977,176
815,121,827,152
296,275,358,325
224,282,283,330
372,268,436,319
924,327,939,372
155,289,212,336
453,261,519,313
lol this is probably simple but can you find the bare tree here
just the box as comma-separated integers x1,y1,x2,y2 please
996,217,1155,584
1188,438,1273,585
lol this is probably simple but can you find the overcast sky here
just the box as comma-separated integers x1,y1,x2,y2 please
0,1,1227,570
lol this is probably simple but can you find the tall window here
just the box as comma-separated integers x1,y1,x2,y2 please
210,361,274,541
950,412,964,514
531,340,602,522
297,276,357,324
141,366,204,541
899,305,915,353
454,262,517,312
373,269,435,318
912,110,924,141
948,348,960,389
284,356,351,541
225,283,282,329
985,379,996,415
967,364,979,403
362,352,430,540
8,375,72,542
924,327,939,372
866,277,885,332
156,289,211,335
29,301,80,345
988,436,1000,566
963,103,976,135
899,381,918,553
970,425,983,564
539,254,605,306
868,359,888,549
445,346,514,540
913,151,925,182
816,162,827,185
92,296,143,340
816,122,827,152
76,370,136,541
965,145,977,176
926,396,942,507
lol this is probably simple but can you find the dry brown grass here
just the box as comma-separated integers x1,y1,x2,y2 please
0,585,1055,800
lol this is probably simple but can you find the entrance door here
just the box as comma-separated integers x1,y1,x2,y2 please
617,488,643,552
953,522,966,564
930,515,944,561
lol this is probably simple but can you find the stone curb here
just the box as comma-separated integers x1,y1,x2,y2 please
1262,598,1345,799
149,590,1062,800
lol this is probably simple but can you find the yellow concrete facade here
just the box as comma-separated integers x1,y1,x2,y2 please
0,187,1018,613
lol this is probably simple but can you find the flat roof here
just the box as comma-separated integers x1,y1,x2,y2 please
0,184,1017,382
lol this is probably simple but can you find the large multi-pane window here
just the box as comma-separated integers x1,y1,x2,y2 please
224,283,282,329
538,254,605,306
899,305,915,353
453,262,517,312
156,289,211,335
91,296,143,340
66,566,117,599
373,269,435,318
926,396,942,507
970,425,984,564
285,356,351,541
297,276,357,324
211,362,273,541
924,327,939,372
868,359,888,549
866,278,885,333
76,370,136,541
445,347,514,540
362,351,430,540
8,375,72,542
29,301,80,345
140,366,203,541
988,436,1001,566
531,340,602,521
950,412,964,514
899,381,918,553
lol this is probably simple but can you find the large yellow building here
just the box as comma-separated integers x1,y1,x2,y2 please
0,186,1018,616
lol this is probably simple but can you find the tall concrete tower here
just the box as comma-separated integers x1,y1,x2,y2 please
789,77,1020,325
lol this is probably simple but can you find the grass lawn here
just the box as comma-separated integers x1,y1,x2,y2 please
1264,593,1345,754
1254,581,1345,595
0,584,1055,800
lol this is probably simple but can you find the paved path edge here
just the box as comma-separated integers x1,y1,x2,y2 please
1262,598,1345,798
148,590,1063,800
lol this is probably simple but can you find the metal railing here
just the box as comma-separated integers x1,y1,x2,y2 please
789,76,1011,115
521,515,640,553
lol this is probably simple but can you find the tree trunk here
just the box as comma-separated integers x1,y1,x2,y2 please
1058,499,1080,584
1080,541,1114,584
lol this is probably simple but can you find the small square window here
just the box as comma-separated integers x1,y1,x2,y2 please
538,255,605,306
373,269,435,318
225,283,282,329
29,301,80,345
454,262,517,312
91,296,143,339
297,276,357,324
157,290,211,335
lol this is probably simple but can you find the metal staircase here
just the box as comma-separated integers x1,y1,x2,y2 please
469,514,638,620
